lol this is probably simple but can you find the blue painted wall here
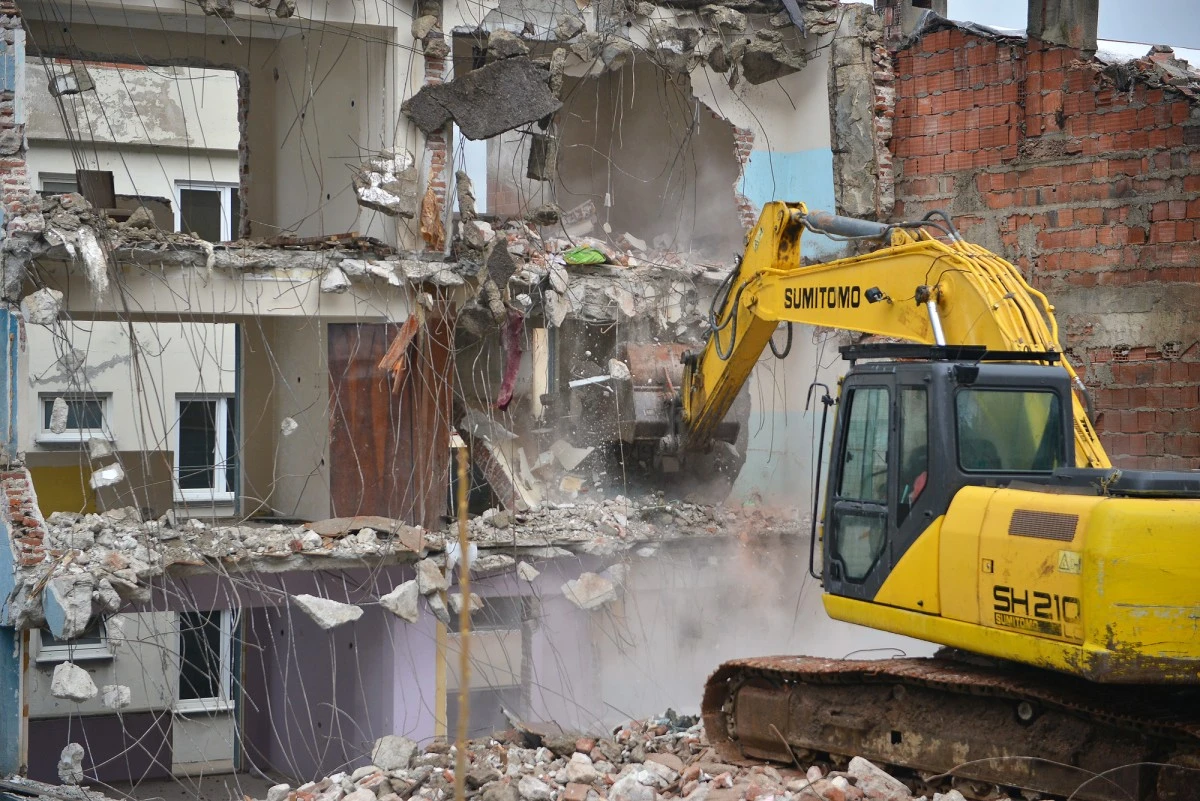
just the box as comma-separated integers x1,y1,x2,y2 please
739,148,842,259
0,519,21,776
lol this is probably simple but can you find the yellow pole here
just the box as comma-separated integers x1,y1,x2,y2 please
454,444,471,801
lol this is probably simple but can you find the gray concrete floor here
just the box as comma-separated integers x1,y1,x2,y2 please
95,772,287,801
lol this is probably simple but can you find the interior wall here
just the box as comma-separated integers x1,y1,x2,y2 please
555,61,743,254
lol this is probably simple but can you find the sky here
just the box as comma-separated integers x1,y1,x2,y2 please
946,0,1200,56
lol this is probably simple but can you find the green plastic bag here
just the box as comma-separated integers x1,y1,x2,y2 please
563,246,607,265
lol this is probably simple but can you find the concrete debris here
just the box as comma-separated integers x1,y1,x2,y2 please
608,359,631,381
426,592,451,625
456,170,477,221
48,397,69,434
550,439,594,471
101,684,131,710
88,462,125,489
847,757,910,801
601,39,635,72
280,416,299,436
354,152,419,218
463,220,496,250
448,591,483,615
516,561,540,582
21,287,63,325
57,743,85,785
404,57,562,140
197,0,233,16
372,735,419,771
527,133,559,181
488,29,530,60
699,5,745,31
291,594,364,629
320,265,351,293
740,31,810,85
554,14,585,40
518,777,553,801
561,571,618,610
544,290,570,327
526,204,562,226
411,14,438,39
380,580,420,623
267,785,291,801
415,558,450,594
50,662,98,702
87,436,113,460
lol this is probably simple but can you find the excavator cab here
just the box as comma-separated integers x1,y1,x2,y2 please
822,344,1073,602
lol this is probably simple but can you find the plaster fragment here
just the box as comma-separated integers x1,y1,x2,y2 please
21,287,63,325
292,594,364,629
280,417,299,437
51,662,98,702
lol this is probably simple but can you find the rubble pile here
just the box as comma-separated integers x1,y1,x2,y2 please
258,716,1003,801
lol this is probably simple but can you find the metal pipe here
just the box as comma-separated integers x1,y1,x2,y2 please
801,210,892,240
926,300,947,346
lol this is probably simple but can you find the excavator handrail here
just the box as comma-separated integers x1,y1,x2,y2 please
680,201,1110,469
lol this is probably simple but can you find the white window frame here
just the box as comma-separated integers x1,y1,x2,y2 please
174,181,238,242
39,172,79,195
173,394,235,504
36,392,115,445
174,609,239,715
35,621,113,664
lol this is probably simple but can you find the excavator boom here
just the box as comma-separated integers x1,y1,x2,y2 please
681,201,1109,468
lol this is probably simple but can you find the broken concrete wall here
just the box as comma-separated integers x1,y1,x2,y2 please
21,17,417,248
891,22,1200,469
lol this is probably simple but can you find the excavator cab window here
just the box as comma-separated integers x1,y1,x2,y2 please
897,388,929,525
955,389,1064,472
831,386,890,581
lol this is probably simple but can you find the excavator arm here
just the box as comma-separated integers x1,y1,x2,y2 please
681,201,1109,468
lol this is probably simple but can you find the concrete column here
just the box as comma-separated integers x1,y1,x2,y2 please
1028,0,1099,52
0,306,26,775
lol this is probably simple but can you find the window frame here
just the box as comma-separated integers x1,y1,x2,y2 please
173,394,236,504
174,609,239,715
829,385,892,584
36,392,114,445
38,172,80,197
35,621,113,664
174,181,239,242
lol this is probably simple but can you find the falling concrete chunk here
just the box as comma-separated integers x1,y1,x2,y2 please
548,263,570,294
527,133,559,181
291,594,364,630
700,4,746,31
372,735,419,771
353,151,419,218
605,285,636,317
517,561,540,582
380,580,420,623
544,290,569,328
488,29,530,60
608,359,631,381
58,743,85,785
415,558,450,595
87,435,114,459
448,592,483,615
280,417,299,437
89,462,125,489
49,397,69,434
21,287,63,325
198,0,233,15
456,170,477,221
550,439,595,471
601,39,634,72
101,684,131,710
426,592,451,625
78,227,109,296
404,57,562,140
320,265,351,294
51,662,98,702
562,572,618,611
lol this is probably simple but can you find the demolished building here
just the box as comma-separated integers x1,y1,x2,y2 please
0,0,1196,790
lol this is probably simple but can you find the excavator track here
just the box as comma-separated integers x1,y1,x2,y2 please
701,656,1200,801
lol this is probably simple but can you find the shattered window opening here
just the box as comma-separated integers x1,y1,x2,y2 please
177,610,238,713
37,393,109,445
175,396,237,503
34,621,111,664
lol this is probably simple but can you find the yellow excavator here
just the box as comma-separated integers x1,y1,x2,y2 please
657,202,1200,800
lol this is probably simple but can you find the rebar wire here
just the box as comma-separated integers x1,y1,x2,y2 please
454,443,471,801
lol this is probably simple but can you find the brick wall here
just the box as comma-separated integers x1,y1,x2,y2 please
732,124,757,232
890,24,1200,469
0,0,30,227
